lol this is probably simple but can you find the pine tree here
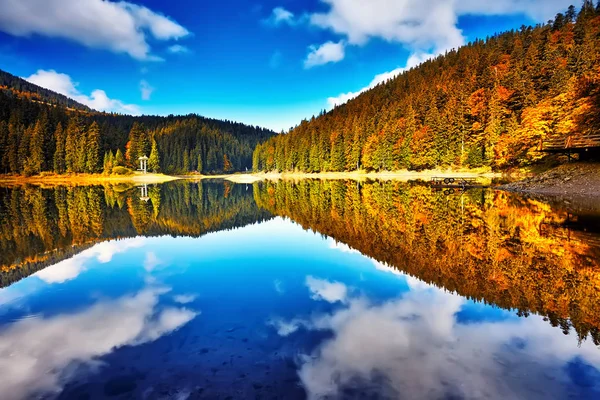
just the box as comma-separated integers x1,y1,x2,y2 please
148,138,160,173
183,149,190,172
18,125,32,173
65,116,86,173
0,121,8,174
53,123,66,173
115,149,125,167
197,152,204,173
86,122,101,173
126,123,141,166
223,154,232,172
29,119,46,174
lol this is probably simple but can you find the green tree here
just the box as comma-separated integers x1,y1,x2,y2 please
29,119,46,174
115,148,125,167
86,122,101,173
53,123,66,173
148,138,160,173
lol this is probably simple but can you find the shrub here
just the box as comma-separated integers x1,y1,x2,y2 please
111,166,133,176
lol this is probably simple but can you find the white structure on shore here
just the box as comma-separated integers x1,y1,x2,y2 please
138,155,148,174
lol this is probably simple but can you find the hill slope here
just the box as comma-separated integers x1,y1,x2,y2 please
253,3,600,172
0,68,276,175
0,69,90,111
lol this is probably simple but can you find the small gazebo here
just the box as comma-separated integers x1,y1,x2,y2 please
138,155,149,174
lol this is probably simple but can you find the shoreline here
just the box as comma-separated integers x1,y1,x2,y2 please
0,172,181,185
182,168,507,184
500,163,600,198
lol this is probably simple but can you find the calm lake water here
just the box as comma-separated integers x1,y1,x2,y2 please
1,180,599,399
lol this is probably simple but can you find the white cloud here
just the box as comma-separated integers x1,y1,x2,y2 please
313,0,573,107
25,69,141,115
0,0,190,61
139,79,154,101
35,238,146,284
0,285,197,400
306,276,348,303
167,44,190,54
304,40,345,68
143,251,161,271
276,278,600,400
328,238,360,254
265,7,296,26
173,294,197,304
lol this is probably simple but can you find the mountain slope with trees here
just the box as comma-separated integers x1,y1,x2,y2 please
0,69,276,176
253,2,600,172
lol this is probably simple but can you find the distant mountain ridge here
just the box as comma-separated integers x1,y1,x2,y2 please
0,68,91,111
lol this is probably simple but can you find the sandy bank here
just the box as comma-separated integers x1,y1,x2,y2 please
0,172,180,186
501,163,600,197
187,169,503,183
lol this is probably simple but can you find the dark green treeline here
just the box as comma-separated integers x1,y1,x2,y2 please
254,3,600,172
0,81,275,175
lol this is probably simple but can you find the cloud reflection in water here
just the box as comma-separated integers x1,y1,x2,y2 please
274,275,600,399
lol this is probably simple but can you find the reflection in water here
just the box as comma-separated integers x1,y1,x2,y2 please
254,180,600,345
280,274,600,399
0,181,271,287
0,180,599,399
0,276,197,400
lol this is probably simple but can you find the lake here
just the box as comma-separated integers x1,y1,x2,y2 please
0,180,599,399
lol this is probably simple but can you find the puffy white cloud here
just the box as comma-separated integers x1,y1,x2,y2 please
0,285,197,400
314,0,572,107
305,276,348,303
167,44,190,54
35,238,146,284
281,277,600,399
0,0,189,61
139,79,154,101
304,40,345,68
311,0,463,53
25,69,141,115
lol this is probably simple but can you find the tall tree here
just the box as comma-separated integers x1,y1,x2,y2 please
86,122,101,173
148,138,160,173
53,123,66,174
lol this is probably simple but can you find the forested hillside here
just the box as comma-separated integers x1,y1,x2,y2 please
0,69,90,111
0,71,275,175
253,2,600,172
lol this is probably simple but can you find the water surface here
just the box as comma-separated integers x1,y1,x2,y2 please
0,180,599,399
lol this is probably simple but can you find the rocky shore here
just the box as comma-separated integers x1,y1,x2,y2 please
501,163,600,197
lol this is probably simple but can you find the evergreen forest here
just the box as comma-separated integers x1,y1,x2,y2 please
253,2,600,172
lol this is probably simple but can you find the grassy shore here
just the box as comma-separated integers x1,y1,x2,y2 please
0,172,180,185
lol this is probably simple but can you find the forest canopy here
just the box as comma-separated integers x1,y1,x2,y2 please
253,2,600,172
0,70,276,175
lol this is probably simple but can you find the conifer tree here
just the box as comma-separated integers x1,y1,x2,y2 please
53,123,66,173
197,153,204,173
115,149,125,167
86,122,101,173
0,121,8,174
148,138,160,173
29,119,46,174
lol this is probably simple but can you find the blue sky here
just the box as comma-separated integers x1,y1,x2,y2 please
0,0,576,131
